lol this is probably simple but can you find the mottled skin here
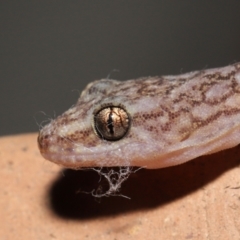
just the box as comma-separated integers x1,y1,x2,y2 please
38,63,240,169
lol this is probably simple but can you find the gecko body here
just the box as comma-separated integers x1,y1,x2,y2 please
38,63,240,169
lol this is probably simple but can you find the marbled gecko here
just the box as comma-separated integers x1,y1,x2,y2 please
38,63,240,169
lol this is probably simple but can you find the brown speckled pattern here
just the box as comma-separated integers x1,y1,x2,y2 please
38,63,240,169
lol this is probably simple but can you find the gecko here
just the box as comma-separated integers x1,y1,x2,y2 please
38,63,240,170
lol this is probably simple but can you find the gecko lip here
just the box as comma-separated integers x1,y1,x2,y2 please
37,134,52,154
37,130,125,168
38,133,74,154
37,134,46,153
39,152,96,168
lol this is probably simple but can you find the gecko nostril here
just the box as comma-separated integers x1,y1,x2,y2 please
93,105,131,141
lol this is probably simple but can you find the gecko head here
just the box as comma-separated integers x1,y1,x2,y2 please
38,63,240,169
38,79,144,169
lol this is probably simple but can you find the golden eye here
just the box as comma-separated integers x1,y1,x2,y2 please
94,106,131,141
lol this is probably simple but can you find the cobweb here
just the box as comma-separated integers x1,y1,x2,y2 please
79,166,140,199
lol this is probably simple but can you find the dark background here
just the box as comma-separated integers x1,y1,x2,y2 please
1,1,240,136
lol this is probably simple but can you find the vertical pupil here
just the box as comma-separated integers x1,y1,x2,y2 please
107,109,114,135
94,105,131,141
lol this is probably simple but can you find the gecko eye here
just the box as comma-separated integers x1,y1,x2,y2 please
94,106,131,141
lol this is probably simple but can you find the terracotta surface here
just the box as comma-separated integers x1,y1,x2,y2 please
1,133,240,240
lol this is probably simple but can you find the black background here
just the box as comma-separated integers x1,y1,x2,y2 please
1,1,240,136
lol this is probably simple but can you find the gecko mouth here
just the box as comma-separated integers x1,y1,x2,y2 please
37,130,132,168
40,152,99,168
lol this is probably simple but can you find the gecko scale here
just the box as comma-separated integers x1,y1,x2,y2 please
38,63,240,169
